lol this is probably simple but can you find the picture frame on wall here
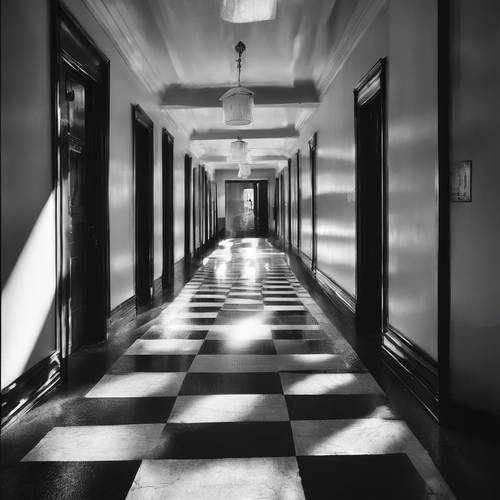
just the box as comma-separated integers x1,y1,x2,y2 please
450,160,472,202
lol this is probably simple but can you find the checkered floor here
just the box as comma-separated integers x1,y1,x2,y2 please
4,239,454,499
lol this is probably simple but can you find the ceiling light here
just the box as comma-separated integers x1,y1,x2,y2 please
229,137,248,162
238,164,251,179
220,41,254,126
221,0,277,23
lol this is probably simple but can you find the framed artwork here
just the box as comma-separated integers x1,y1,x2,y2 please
451,161,472,202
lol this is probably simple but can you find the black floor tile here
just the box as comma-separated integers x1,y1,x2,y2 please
286,394,393,420
188,297,225,303
142,329,208,340
276,339,339,354
179,372,283,395
297,454,430,500
199,339,277,355
182,306,223,312
263,300,303,306
264,314,318,325
109,355,195,373
263,293,299,298
223,304,263,311
154,422,295,458
272,329,327,339
173,317,216,325
1,461,140,500
59,397,176,425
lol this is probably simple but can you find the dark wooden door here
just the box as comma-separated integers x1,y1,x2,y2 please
355,61,386,335
162,129,174,288
63,66,94,352
133,105,154,308
256,180,269,237
309,134,318,271
184,155,192,262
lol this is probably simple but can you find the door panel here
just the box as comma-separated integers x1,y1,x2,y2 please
65,71,90,352
133,106,154,308
355,67,385,335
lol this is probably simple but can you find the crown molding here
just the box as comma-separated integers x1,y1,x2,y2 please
317,0,388,98
295,0,387,132
82,0,166,95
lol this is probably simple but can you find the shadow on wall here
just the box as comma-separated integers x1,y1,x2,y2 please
1,192,57,389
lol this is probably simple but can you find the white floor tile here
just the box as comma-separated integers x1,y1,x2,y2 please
168,394,289,423
85,372,186,398
22,424,165,461
280,373,384,395
126,458,305,500
125,339,203,355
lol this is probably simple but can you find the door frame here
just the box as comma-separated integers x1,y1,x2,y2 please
295,150,302,253
184,154,192,262
353,58,387,333
52,1,110,364
287,158,292,246
132,104,154,308
162,128,174,288
309,133,318,271
224,180,268,238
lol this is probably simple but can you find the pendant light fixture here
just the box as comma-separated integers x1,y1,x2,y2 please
220,41,254,126
238,164,251,179
221,0,277,23
229,137,248,162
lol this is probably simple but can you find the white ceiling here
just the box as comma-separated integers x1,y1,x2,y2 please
83,0,362,169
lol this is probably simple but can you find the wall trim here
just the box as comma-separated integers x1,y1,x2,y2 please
316,268,357,314
317,0,388,98
108,295,136,329
296,0,388,130
300,251,313,271
382,324,440,421
1,352,61,429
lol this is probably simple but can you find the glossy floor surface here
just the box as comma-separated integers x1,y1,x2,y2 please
2,239,455,499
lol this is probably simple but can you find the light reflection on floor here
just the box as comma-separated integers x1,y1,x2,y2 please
12,238,454,499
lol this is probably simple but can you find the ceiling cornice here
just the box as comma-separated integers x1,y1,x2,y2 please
82,0,165,95
317,0,388,98
295,0,387,131
190,127,299,141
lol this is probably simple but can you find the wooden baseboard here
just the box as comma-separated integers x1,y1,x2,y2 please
153,276,163,297
108,295,136,329
1,351,61,429
300,251,313,271
382,324,440,421
316,268,356,314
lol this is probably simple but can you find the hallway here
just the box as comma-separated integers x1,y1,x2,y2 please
2,239,452,499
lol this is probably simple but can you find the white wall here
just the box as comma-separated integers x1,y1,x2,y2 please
386,0,439,359
1,0,56,389
1,0,192,389
296,0,440,363
296,7,389,295
449,0,500,416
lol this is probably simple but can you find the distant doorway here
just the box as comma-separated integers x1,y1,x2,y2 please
132,105,154,308
225,180,268,238
354,59,387,335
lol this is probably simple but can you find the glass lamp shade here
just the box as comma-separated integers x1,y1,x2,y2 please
220,86,254,126
229,139,248,162
221,0,277,23
238,164,251,179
